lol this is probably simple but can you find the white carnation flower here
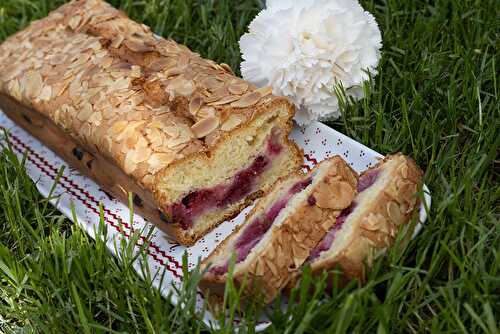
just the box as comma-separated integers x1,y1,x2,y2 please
240,0,382,125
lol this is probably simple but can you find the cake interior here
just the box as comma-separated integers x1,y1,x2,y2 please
165,129,284,230
307,161,395,263
209,176,313,275
156,105,302,242
205,161,338,276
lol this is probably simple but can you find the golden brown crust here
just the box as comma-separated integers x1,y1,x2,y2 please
287,153,424,290
199,156,358,305
0,0,302,245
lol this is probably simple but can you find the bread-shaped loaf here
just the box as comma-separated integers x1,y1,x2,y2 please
0,0,302,245
199,156,357,304
287,154,423,289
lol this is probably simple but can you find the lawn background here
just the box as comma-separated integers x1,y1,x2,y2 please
0,0,499,333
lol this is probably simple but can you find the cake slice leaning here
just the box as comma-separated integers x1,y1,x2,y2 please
288,154,423,289
199,156,358,305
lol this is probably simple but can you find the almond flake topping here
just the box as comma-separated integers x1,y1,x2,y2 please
255,85,273,97
362,213,388,232
148,153,175,173
221,114,245,131
209,94,240,106
230,91,261,108
228,81,249,95
191,116,220,138
38,85,52,102
68,15,82,30
387,201,404,225
167,77,195,96
77,102,94,122
23,71,43,99
197,106,216,119
189,95,203,115
315,180,355,210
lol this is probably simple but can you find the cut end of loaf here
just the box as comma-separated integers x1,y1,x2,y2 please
301,153,423,283
154,101,303,245
199,156,358,303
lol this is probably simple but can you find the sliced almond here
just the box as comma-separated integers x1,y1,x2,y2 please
209,94,240,106
88,111,102,126
136,136,149,150
146,127,164,147
220,63,235,75
49,54,66,66
315,181,355,210
111,77,131,91
362,213,387,232
177,52,190,69
167,77,195,96
109,120,128,136
189,95,203,115
148,152,175,173
398,164,409,179
38,85,52,102
197,106,216,119
124,40,154,53
149,57,176,71
123,153,137,174
130,65,142,78
202,77,224,91
255,85,273,97
142,174,154,185
125,130,140,149
230,91,261,108
191,116,219,138
266,258,279,276
163,67,183,78
163,125,180,138
77,102,94,122
387,201,404,226
7,79,22,101
135,147,152,164
23,71,43,99
228,81,249,95
68,15,82,30
255,258,266,276
110,35,125,49
221,114,245,131
164,130,192,148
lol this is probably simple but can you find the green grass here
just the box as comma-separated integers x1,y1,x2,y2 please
0,0,499,332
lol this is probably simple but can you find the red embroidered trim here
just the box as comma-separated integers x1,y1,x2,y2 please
304,153,318,165
3,128,182,279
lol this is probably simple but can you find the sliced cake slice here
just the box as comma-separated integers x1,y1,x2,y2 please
288,153,423,288
199,156,358,304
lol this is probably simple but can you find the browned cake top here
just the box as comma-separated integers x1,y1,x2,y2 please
0,0,285,188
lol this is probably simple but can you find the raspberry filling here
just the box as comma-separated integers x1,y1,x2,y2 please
308,168,381,260
210,178,313,275
357,168,380,192
308,203,356,260
165,132,283,230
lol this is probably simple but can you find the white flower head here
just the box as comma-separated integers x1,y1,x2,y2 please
240,0,382,125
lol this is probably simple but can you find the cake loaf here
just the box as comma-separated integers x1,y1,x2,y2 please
200,156,357,304
287,154,423,289
0,0,302,245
